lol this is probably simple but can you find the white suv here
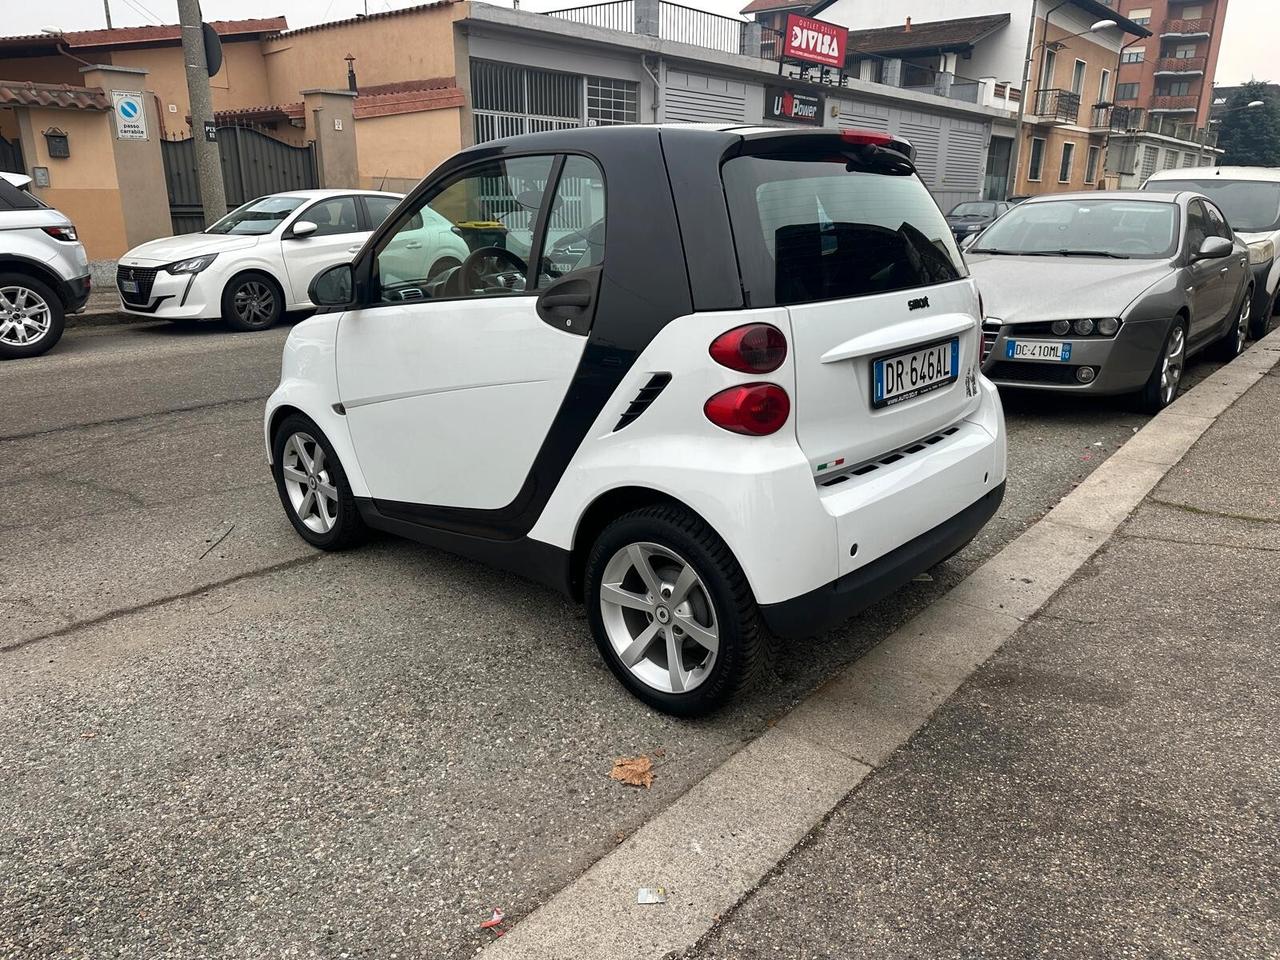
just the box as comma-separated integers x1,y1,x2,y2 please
264,125,1008,715
0,172,90,359
1143,166,1280,337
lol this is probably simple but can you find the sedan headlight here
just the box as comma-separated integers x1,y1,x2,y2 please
166,253,218,274
1051,320,1072,336
1073,318,1096,336
966,223,984,232
1096,317,1121,336
1248,239,1275,265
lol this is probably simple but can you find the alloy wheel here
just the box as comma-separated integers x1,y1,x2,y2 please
598,542,719,695
1235,295,1250,353
280,431,338,533
0,285,52,347
232,280,276,327
1161,324,1185,406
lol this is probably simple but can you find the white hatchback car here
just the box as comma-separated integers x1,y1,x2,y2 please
116,189,467,331
264,125,1008,715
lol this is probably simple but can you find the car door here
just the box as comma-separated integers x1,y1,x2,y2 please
334,154,605,512
281,195,365,304
1203,200,1247,322
1183,200,1223,342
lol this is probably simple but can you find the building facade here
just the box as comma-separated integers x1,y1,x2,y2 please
1109,0,1230,128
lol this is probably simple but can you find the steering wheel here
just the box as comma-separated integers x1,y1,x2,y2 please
456,246,528,295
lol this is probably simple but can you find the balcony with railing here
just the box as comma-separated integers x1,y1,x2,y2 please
1153,55,1207,74
1149,94,1199,112
1030,88,1081,124
1090,104,1145,132
1160,17,1213,36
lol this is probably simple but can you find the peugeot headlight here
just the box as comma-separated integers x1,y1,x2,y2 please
166,253,218,274
1248,239,1275,266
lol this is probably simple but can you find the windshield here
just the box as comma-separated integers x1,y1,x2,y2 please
950,202,997,218
206,195,305,235
972,199,1179,259
1144,178,1280,233
723,156,965,307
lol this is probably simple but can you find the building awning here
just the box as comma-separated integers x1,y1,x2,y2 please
840,14,1013,58
0,80,111,111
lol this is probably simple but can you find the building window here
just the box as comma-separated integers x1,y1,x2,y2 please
1163,80,1194,96
1071,60,1087,96
1127,7,1152,25
1140,145,1158,178
1121,47,1145,64
1086,144,1101,183
1058,142,1076,183
1182,151,1198,167
1162,149,1180,169
1029,137,1046,182
1099,68,1112,102
1116,82,1140,101
586,76,638,126
1180,4,1203,18
1173,44,1199,58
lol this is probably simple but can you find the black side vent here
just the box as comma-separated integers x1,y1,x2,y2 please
614,373,672,431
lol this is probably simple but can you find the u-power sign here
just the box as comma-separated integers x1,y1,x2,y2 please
783,14,848,68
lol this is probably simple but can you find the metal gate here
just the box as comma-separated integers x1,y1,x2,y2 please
0,135,23,175
161,126,318,234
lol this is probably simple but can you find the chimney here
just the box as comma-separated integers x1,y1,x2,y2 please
904,16,912,32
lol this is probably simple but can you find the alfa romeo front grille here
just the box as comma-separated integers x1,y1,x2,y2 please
116,265,158,306
980,320,1001,363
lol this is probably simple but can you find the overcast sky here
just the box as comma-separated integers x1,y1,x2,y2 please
7,0,1273,87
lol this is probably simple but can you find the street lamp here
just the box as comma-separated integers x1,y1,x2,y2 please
1209,100,1265,123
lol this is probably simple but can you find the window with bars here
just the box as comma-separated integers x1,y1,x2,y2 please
587,76,639,126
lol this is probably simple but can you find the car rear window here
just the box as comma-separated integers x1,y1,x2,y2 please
1144,178,1280,234
0,178,40,211
722,156,965,308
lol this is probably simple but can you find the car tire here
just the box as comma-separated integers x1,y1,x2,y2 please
1211,287,1251,361
271,413,367,551
0,272,65,360
1250,285,1277,340
585,503,766,717
222,272,284,332
1136,316,1187,414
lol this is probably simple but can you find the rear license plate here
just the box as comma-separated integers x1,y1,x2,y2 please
1006,339,1072,362
872,338,960,409
119,280,139,294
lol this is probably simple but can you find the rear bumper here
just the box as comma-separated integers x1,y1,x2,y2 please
761,482,1005,639
61,273,91,312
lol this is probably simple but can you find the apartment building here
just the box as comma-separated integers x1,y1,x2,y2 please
1109,0,1229,128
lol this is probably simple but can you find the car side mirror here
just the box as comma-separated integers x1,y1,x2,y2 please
1195,236,1233,261
290,220,318,239
309,263,354,306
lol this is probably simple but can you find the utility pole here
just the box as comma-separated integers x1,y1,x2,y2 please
103,0,113,28
177,0,226,225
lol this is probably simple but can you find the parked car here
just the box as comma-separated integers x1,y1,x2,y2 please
264,124,1008,715
114,189,437,331
969,191,1252,412
0,171,90,360
1142,166,1280,338
946,200,1013,243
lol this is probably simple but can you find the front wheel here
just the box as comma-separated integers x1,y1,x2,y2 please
0,273,65,360
222,273,283,332
585,504,766,717
1250,285,1277,340
1136,317,1187,414
271,414,367,550
1211,287,1251,361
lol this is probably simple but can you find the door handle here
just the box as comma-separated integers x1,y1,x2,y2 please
539,293,591,310
1220,267,1229,274
405,241,422,250
347,244,362,253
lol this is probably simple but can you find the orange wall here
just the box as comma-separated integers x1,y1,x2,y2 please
108,40,274,124
0,55,81,85
261,5,462,102
355,109,462,191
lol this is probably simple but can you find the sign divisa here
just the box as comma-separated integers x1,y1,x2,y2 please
782,14,848,68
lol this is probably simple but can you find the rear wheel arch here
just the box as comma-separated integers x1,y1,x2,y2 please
570,487,726,600
0,258,68,306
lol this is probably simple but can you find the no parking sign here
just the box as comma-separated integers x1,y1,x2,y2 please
112,91,148,141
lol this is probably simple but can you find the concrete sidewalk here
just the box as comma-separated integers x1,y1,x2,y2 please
685,363,1280,956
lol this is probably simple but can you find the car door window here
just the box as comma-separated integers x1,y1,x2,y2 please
541,155,606,280
302,196,360,236
1203,202,1232,240
1186,201,1210,254
373,155,555,302
363,195,401,228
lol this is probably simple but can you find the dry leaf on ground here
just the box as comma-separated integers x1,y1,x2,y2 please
609,755,655,789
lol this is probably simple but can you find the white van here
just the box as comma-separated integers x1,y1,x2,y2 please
1143,166,1280,337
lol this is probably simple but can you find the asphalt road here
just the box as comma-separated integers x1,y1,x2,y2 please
0,320,1225,959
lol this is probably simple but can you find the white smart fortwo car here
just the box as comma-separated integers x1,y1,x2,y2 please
116,189,469,331
264,125,1008,715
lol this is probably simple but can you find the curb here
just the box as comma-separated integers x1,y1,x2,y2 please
67,310,156,329
479,328,1280,960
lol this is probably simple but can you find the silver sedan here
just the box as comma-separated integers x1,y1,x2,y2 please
968,191,1253,412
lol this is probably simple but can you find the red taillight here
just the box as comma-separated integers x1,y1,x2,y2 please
709,323,787,373
42,225,78,242
840,130,893,147
704,383,790,436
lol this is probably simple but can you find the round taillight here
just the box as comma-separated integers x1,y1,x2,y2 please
704,383,790,436
708,323,787,373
